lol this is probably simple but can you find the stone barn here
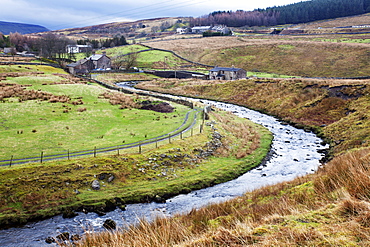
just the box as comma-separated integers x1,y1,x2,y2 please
89,51,111,70
67,51,111,75
209,66,246,80
67,58,95,75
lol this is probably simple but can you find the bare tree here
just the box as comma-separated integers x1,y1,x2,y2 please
113,47,139,70
36,32,74,65
124,52,138,70
9,47,17,61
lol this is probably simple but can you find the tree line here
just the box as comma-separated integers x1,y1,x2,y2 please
190,0,370,27
267,0,370,25
1,32,127,65
0,34,12,48
77,35,127,49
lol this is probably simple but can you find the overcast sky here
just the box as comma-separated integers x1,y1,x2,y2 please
2,0,302,30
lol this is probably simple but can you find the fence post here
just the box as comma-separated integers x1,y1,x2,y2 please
169,135,171,143
94,147,96,157
68,149,70,160
191,127,193,136
156,141,158,148
117,147,120,155
40,151,44,163
139,144,142,154
180,132,183,139
9,155,13,167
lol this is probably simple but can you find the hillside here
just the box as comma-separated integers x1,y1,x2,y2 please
51,17,188,40
143,35,370,78
290,13,370,29
0,21,49,34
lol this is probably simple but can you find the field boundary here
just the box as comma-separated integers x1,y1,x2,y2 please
0,108,200,166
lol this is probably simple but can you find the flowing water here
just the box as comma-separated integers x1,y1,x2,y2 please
0,90,328,247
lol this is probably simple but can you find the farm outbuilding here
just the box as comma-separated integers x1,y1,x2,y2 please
67,58,95,75
67,51,111,75
209,66,246,80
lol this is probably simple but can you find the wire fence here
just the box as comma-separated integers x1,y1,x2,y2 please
0,108,204,167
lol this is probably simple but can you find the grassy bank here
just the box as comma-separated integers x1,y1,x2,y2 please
76,147,370,247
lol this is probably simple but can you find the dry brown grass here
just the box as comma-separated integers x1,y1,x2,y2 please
298,13,370,29
212,111,260,158
0,56,36,63
143,35,370,77
314,148,370,200
100,91,139,109
0,82,71,103
70,148,370,247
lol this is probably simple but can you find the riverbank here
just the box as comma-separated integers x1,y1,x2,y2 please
136,77,370,156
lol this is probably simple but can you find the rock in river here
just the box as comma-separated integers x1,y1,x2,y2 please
103,219,117,230
91,180,100,190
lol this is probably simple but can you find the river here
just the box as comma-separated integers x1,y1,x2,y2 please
0,90,328,247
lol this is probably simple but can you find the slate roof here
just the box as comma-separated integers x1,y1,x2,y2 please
89,54,104,61
67,58,89,67
210,67,243,72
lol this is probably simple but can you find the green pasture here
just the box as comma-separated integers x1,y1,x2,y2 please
99,44,148,57
0,64,67,74
247,71,299,78
0,69,192,161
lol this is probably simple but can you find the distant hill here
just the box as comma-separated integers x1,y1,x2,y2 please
50,17,187,40
0,21,49,34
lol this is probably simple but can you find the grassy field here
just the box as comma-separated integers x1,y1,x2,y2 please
0,65,192,161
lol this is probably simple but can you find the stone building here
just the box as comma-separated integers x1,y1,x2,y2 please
67,51,111,75
209,66,246,80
